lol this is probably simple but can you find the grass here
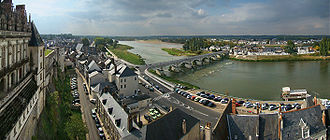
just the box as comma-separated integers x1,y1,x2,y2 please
162,48,211,56
33,68,87,140
45,49,53,56
230,54,330,62
148,69,200,89
108,44,146,65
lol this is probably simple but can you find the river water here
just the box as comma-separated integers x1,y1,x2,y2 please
119,41,330,100
119,41,186,64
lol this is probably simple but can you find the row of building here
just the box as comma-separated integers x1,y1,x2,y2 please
69,39,329,140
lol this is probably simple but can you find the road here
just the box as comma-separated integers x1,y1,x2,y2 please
77,76,99,140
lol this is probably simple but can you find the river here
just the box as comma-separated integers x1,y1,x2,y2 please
119,41,330,101
119,41,186,64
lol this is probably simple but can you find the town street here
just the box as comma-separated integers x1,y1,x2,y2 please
77,75,99,140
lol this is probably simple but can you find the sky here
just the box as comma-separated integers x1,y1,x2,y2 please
13,0,330,36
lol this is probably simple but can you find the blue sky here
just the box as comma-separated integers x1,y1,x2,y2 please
13,0,330,36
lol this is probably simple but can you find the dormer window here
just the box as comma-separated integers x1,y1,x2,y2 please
299,118,310,139
115,119,121,127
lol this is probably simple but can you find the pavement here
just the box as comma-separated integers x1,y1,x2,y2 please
77,75,100,140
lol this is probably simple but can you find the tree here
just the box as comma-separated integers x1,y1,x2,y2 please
113,40,119,48
319,37,329,56
285,40,296,54
64,113,87,140
81,38,89,47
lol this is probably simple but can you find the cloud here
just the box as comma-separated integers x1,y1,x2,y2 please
13,0,330,35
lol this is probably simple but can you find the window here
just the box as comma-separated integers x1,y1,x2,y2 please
13,126,17,136
121,85,123,89
120,79,122,83
40,49,43,57
40,73,42,80
124,79,126,82
124,85,126,88
135,77,137,80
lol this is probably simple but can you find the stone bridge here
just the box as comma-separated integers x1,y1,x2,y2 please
150,51,228,69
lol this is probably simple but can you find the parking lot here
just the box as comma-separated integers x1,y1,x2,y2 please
185,88,306,114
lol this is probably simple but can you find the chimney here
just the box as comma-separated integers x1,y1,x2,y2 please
29,13,31,23
278,114,283,140
127,115,133,132
232,98,236,114
204,122,212,140
322,110,326,126
256,104,260,115
313,96,317,105
182,119,187,135
170,106,173,112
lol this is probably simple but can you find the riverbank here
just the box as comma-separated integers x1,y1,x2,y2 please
108,44,146,65
162,48,211,56
136,39,182,45
230,54,330,62
148,69,200,89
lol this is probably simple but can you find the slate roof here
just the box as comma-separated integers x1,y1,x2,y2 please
91,81,117,93
227,114,279,140
99,93,138,138
227,115,259,140
87,60,101,73
259,114,279,140
121,94,151,105
142,108,200,140
28,22,44,46
281,105,326,139
118,65,137,77
76,43,83,52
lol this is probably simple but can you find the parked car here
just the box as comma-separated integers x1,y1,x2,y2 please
214,97,222,102
194,97,201,102
149,87,154,92
144,114,152,122
237,100,245,104
207,102,215,107
221,99,228,104
202,100,211,106
91,108,97,119
269,106,279,111
207,95,215,100
90,99,96,104
191,96,196,100
187,95,192,99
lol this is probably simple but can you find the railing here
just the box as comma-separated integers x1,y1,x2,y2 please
0,58,29,78
0,30,31,37
0,73,33,112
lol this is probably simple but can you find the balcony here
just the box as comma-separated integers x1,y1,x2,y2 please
0,58,29,79
0,30,31,38
0,72,33,111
